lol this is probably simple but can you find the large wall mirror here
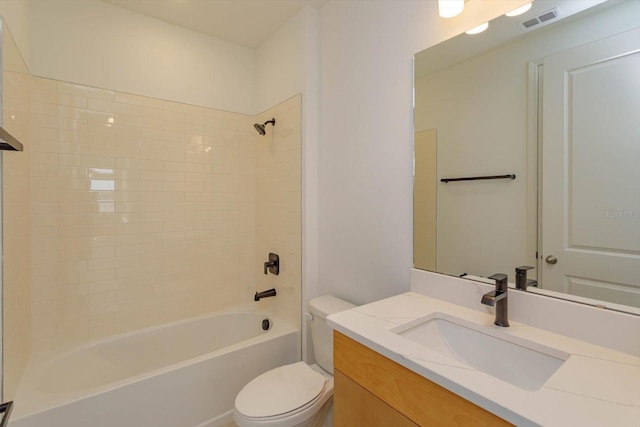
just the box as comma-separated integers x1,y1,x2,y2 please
414,0,640,314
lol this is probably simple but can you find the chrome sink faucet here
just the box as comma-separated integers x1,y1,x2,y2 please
481,273,509,327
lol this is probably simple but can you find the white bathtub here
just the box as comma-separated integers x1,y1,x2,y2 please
11,309,298,427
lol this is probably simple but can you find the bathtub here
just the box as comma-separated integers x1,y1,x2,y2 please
11,309,298,427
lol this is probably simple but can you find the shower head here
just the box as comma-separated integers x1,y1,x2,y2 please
253,118,276,136
253,123,266,135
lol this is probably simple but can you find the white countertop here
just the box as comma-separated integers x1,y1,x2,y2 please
328,292,640,427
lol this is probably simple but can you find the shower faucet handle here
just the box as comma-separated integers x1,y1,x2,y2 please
264,253,279,275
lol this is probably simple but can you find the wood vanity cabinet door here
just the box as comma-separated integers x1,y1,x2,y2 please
333,331,513,427
334,370,418,427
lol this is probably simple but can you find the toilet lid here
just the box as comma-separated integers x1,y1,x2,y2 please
235,362,326,418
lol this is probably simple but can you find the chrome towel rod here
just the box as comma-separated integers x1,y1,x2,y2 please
441,174,516,183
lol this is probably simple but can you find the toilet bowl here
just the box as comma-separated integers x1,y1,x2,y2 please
233,296,355,427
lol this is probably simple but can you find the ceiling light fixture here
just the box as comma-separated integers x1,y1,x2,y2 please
465,22,489,35
438,0,465,18
505,2,533,17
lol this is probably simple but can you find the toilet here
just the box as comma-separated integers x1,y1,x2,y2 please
233,296,355,427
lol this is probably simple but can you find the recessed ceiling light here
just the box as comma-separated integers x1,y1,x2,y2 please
505,2,533,17
438,0,465,18
465,22,489,35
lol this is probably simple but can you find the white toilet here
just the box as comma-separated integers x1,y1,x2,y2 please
233,296,355,427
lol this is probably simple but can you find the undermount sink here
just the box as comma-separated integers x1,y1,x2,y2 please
393,313,569,391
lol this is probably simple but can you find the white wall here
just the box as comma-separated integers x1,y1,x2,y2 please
11,0,256,114
316,0,531,306
0,0,29,59
257,8,309,113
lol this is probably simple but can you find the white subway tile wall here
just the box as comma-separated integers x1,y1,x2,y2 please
254,95,302,334
29,78,301,352
2,29,31,399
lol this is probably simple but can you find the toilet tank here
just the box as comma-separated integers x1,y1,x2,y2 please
308,296,355,374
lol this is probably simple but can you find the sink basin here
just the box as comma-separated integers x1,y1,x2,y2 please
393,313,569,390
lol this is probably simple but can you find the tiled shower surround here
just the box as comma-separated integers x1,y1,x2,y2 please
255,103,302,333
2,25,32,400
29,77,301,352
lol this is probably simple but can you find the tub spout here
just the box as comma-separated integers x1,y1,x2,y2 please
255,288,276,301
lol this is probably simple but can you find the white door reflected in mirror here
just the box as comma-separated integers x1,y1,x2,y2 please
541,28,640,307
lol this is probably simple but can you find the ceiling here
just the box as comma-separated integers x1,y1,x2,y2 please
101,0,327,48
414,0,607,78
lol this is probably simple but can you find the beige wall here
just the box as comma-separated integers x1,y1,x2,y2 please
413,129,436,272
254,95,302,340
415,50,532,278
2,21,31,399
29,77,259,352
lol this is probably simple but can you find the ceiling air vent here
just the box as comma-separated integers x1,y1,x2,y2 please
519,8,560,31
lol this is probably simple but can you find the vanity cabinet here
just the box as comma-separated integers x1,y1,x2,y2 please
333,331,512,427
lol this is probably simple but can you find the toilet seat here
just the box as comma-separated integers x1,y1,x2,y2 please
234,382,334,427
235,385,327,423
235,362,327,419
